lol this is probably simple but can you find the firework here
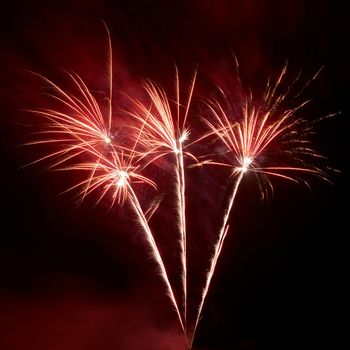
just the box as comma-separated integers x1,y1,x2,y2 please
23,25,185,333
23,24,115,180
59,145,185,333
189,65,330,347
20,20,336,348
128,68,198,330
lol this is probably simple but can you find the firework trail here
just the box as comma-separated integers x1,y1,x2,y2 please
128,68,198,330
23,23,115,188
22,25,185,333
60,146,185,333
189,65,330,347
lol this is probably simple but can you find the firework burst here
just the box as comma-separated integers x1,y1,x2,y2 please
21,25,185,333
128,68,198,331
58,144,185,333
189,64,331,347
23,22,115,179
19,18,337,348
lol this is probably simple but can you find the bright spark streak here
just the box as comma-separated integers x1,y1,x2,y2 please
127,185,185,333
23,24,185,334
190,64,331,347
128,68,198,331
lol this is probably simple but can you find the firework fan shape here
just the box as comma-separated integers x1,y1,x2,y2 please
127,68,198,332
23,25,185,334
20,24,336,350
189,63,334,347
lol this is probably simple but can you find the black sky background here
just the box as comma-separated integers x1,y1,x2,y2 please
0,1,348,349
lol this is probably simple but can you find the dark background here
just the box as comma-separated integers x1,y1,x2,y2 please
0,1,347,349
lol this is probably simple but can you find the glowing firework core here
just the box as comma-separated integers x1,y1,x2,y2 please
240,156,253,173
174,131,189,154
179,130,189,144
104,136,111,144
115,170,128,187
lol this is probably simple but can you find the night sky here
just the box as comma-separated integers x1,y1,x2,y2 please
0,1,347,349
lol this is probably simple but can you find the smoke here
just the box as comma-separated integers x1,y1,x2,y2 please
0,273,186,350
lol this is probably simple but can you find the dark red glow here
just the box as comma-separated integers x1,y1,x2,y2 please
0,1,346,349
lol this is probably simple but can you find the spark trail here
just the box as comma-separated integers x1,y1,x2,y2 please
60,149,185,333
189,65,330,347
23,24,185,333
129,68,197,331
